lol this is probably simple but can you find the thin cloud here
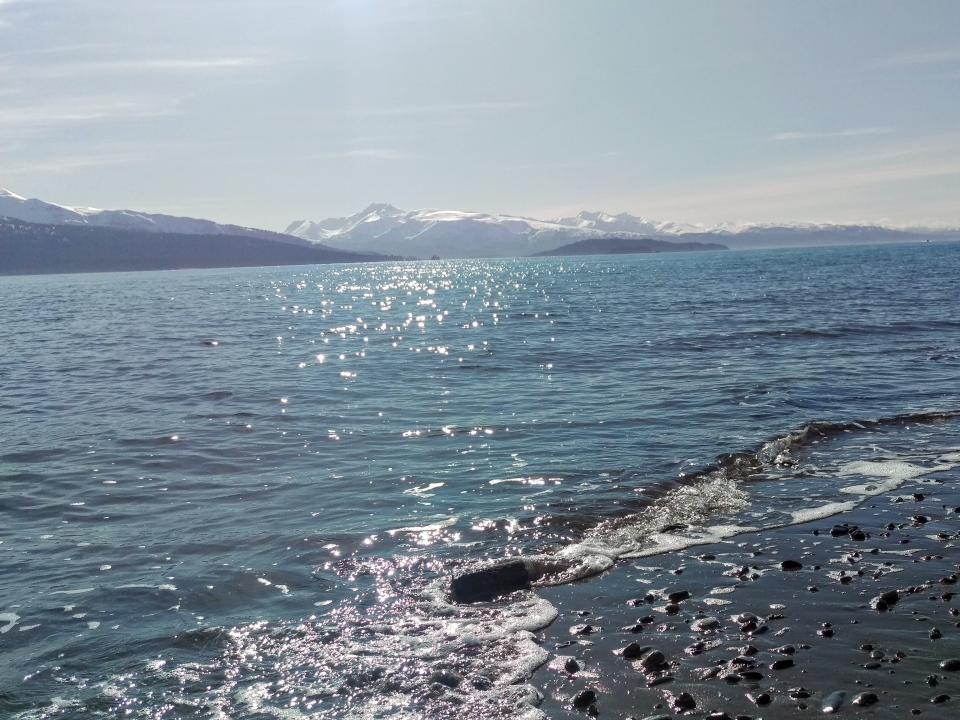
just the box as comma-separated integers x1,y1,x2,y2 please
592,131,960,226
767,127,893,142
0,96,179,127
0,56,261,78
313,147,411,161
316,101,534,119
868,47,960,69
4,150,148,175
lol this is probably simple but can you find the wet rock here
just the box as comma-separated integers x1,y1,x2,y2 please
772,644,796,655
930,627,943,639
619,642,644,659
931,694,950,704
640,649,668,672
665,691,696,713
940,658,960,671
822,690,846,714
667,589,692,603
623,622,644,633
789,687,811,699
739,670,764,681
780,560,803,571
572,688,597,709
691,617,721,632
706,713,733,720
831,525,851,537
664,603,681,615
570,624,598,635
852,692,878,706
647,674,674,687
770,658,794,670
564,657,581,673
850,529,867,541
746,692,771,706
870,589,900,611
450,560,530,603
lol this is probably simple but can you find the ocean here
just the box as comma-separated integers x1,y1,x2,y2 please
2,242,959,719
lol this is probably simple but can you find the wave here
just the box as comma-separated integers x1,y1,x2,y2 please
661,320,960,350
450,410,960,601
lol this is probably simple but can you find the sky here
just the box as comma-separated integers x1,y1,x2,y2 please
1,0,959,231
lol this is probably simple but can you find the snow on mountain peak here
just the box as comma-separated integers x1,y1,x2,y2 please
0,187,26,201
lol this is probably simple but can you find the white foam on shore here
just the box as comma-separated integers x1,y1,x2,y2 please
789,501,859,524
838,458,958,495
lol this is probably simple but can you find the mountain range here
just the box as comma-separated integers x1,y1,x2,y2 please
2,186,958,275
286,203,959,258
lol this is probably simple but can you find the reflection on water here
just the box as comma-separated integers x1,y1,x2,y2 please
1,244,959,717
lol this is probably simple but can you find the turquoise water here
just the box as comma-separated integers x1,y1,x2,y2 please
1,243,959,718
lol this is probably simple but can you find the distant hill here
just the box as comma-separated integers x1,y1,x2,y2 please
534,236,727,256
0,218,393,276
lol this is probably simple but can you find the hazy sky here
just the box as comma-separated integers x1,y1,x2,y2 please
2,0,959,230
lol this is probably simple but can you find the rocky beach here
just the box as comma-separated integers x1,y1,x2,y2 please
531,470,960,719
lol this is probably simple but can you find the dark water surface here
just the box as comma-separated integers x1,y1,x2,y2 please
1,244,959,718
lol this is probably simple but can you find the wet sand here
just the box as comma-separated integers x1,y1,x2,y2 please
531,471,960,719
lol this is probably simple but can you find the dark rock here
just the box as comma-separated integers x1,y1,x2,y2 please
852,692,878,706
666,691,696,712
850,529,867,541
572,688,596,709
623,622,644,633
941,658,960,671
664,603,681,615
570,624,598,635
870,589,900,611
739,670,764,681
747,692,771,706
691,617,721,632
773,645,796,655
780,560,803,571
930,627,943,640
564,657,580,673
789,687,811,699
619,642,644,659
770,658,794,670
931,694,950,704
640,649,668,672
667,589,692,603
831,525,851,537
450,560,530,603
822,690,846,713
647,674,674,687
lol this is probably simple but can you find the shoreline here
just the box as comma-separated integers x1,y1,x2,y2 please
529,469,960,719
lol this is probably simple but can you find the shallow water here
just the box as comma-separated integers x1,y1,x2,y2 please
1,243,959,717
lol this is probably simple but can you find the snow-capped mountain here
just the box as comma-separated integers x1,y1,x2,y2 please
286,203,959,258
551,210,699,236
0,187,310,246
284,203,646,258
